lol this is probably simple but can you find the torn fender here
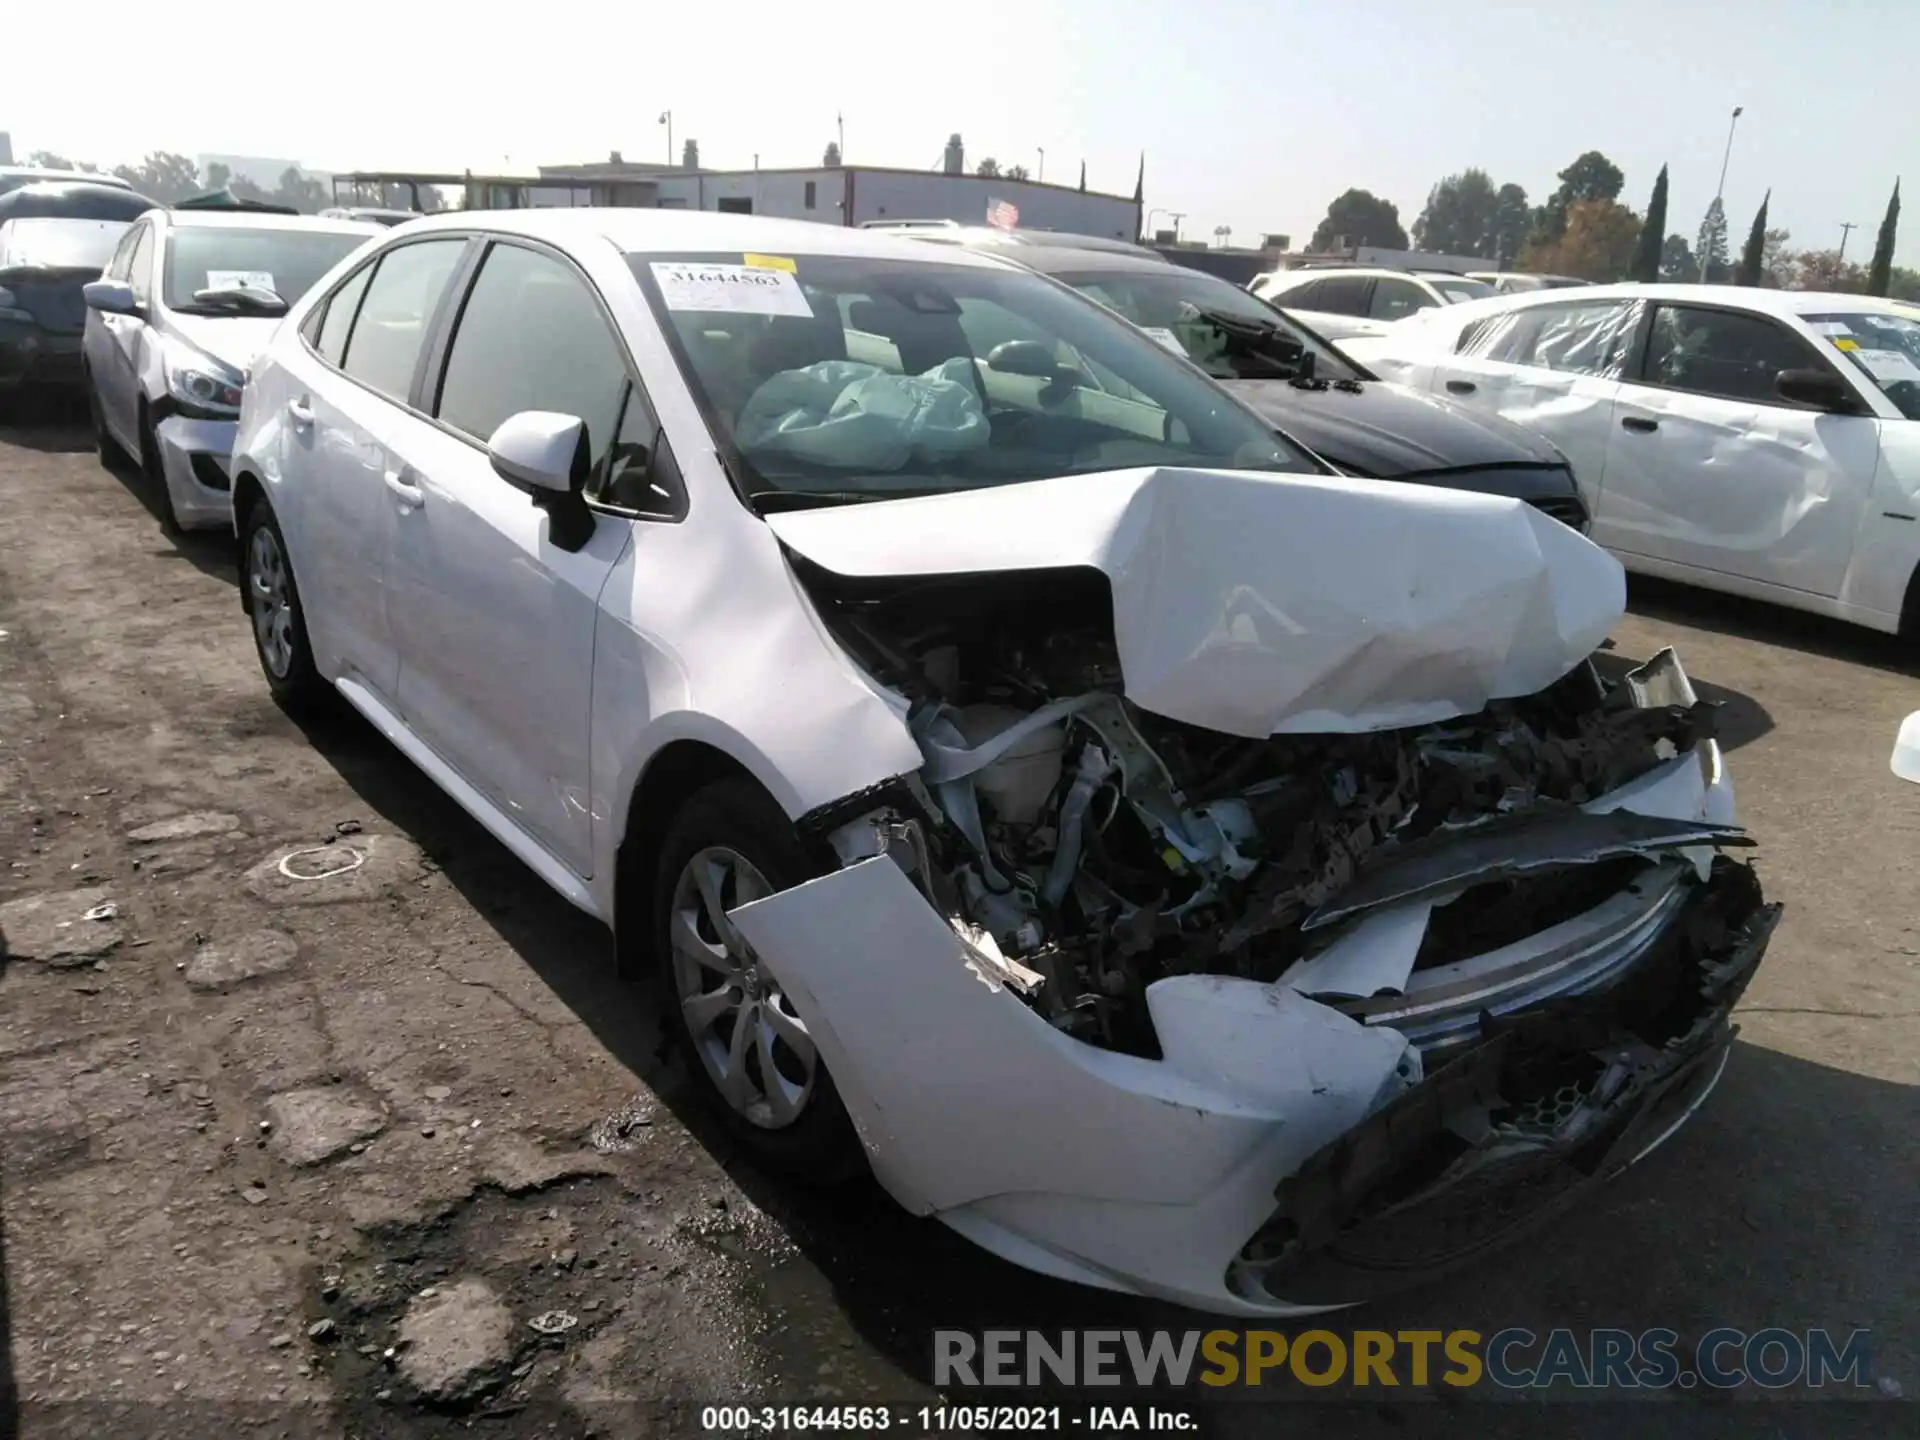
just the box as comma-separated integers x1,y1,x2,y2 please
768,466,1625,737
728,855,1414,1217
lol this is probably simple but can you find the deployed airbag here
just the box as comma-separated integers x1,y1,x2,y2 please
737,358,990,472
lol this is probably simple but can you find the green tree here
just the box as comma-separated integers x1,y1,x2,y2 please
1520,199,1642,281
274,167,328,213
681,138,700,169
975,157,1000,178
1533,150,1626,245
1658,233,1698,282
1735,190,1771,287
822,141,841,167
1761,229,1795,287
1790,249,1865,292
1006,164,1030,182
1629,164,1668,282
111,151,202,203
27,149,95,172
205,162,232,191
1412,168,1499,255
1886,265,1920,301
1490,183,1530,268
1867,179,1901,297
1695,197,1731,283
1310,188,1409,251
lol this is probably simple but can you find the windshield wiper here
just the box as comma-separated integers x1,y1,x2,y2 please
189,285,288,316
749,487,944,512
1186,307,1315,380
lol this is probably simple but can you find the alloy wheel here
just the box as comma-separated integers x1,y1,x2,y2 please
669,846,817,1129
247,526,296,679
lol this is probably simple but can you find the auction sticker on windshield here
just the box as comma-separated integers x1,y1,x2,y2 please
206,270,275,292
1853,348,1920,382
651,262,812,316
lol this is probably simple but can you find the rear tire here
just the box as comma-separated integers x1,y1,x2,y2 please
651,777,864,1184
239,497,327,715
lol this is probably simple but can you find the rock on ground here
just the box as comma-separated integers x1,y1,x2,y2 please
126,810,241,843
184,928,300,990
397,1278,518,1403
265,1087,387,1166
0,886,123,966
480,1134,617,1195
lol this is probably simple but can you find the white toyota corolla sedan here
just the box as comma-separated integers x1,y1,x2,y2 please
231,210,1777,1315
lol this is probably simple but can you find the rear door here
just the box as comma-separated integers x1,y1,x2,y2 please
1426,296,1642,497
383,237,635,876
291,236,469,698
1598,301,1879,596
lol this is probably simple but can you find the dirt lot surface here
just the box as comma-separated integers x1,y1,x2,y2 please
1,404,1914,1437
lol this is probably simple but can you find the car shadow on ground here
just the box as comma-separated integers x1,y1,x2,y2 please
0,393,92,451
287,709,1907,1433
1593,645,1775,754
1627,573,1919,679
0,1181,15,1436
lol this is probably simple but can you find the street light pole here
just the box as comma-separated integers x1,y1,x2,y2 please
1037,147,1045,183
1699,104,1743,281
659,111,673,165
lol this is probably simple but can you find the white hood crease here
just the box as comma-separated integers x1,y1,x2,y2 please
769,466,1626,737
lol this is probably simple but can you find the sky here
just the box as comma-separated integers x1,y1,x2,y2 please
7,0,1917,265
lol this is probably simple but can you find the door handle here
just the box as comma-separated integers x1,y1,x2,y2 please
1445,379,1477,395
1621,415,1659,433
287,397,314,428
383,468,425,506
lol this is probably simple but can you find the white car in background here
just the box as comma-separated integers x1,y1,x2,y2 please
81,209,378,530
1247,267,1495,342
227,210,1775,1315
1347,284,1920,637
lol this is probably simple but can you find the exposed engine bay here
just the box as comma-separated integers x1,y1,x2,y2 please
802,561,1740,1057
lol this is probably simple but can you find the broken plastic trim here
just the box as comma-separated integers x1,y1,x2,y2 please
1301,806,1751,932
1230,861,1778,1306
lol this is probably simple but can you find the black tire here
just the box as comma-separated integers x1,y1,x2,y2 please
85,372,119,462
239,497,328,714
137,404,181,534
651,777,864,1183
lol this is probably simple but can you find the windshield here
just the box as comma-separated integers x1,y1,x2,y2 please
0,217,129,271
1805,312,1920,420
1054,267,1364,383
1430,277,1495,304
163,227,369,311
629,251,1314,508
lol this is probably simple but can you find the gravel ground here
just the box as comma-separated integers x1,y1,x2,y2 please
1,402,1913,1437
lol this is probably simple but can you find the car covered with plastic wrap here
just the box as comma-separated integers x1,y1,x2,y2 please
228,211,1779,1315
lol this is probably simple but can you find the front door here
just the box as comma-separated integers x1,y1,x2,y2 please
1597,302,1880,597
93,219,154,447
383,239,634,877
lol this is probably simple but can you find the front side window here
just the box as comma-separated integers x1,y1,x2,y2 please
339,238,466,404
632,252,1309,508
1802,311,1920,420
1368,276,1435,321
1062,268,1361,382
163,226,373,312
1459,298,1640,378
435,242,627,472
1642,305,1825,405
126,224,153,303
106,224,140,281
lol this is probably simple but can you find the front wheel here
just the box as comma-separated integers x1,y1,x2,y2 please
652,777,864,1183
138,405,181,534
240,498,327,714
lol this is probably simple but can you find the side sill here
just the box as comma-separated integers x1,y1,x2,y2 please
333,674,605,923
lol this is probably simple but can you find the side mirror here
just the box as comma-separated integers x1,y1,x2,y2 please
488,410,584,493
84,279,139,316
1775,368,1861,413
487,410,596,551
985,339,1060,378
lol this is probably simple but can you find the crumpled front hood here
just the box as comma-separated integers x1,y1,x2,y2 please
769,466,1625,737
1220,378,1565,476
163,313,281,376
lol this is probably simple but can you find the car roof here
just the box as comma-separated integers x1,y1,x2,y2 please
0,181,159,222
1442,281,1915,320
0,167,133,190
386,207,1013,269
158,210,385,237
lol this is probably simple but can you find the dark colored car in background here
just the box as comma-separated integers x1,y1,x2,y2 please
0,182,157,397
911,229,1590,530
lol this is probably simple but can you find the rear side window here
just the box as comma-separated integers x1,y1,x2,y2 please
315,264,374,367
1458,298,1639,378
434,241,627,471
1369,276,1435,321
340,239,465,404
1309,274,1371,315
1641,305,1824,405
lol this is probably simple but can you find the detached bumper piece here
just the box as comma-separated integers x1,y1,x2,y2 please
1230,860,1779,1307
